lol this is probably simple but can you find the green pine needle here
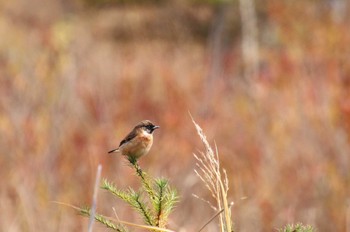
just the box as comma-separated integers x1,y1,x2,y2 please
278,223,315,232
101,179,156,226
80,207,127,232
131,191,156,226
87,163,178,230
153,178,179,228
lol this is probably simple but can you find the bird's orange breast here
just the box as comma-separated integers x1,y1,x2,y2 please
119,132,153,159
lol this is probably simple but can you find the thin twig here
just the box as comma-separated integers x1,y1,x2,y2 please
197,202,234,232
88,164,102,232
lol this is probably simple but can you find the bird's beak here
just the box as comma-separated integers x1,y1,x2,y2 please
153,125,160,130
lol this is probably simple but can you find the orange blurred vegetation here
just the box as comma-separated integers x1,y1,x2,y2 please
1,0,350,231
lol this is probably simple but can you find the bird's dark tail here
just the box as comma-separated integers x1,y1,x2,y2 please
108,149,119,154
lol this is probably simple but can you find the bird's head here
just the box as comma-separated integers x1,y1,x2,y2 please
136,120,160,134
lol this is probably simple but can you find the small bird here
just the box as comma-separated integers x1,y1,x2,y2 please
108,120,160,161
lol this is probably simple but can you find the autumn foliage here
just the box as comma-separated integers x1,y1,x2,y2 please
1,1,350,231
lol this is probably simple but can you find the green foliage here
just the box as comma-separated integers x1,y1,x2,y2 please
153,178,178,228
83,161,178,231
80,207,127,231
101,163,179,229
278,223,315,232
102,179,156,226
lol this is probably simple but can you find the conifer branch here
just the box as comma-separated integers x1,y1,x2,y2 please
80,207,127,232
129,159,157,201
78,154,178,231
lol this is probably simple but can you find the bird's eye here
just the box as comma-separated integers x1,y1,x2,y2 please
144,125,154,133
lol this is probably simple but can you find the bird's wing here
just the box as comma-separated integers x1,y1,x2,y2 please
119,130,137,147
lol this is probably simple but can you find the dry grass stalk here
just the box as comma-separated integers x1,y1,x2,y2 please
54,202,176,232
191,117,233,232
88,164,102,232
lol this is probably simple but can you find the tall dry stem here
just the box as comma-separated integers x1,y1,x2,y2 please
191,117,233,232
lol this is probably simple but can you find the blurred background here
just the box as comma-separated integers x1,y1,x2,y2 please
1,0,350,231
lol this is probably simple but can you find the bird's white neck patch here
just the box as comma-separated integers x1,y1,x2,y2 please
142,129,151,136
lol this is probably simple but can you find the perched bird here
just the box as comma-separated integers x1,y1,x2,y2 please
108,120,160,161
